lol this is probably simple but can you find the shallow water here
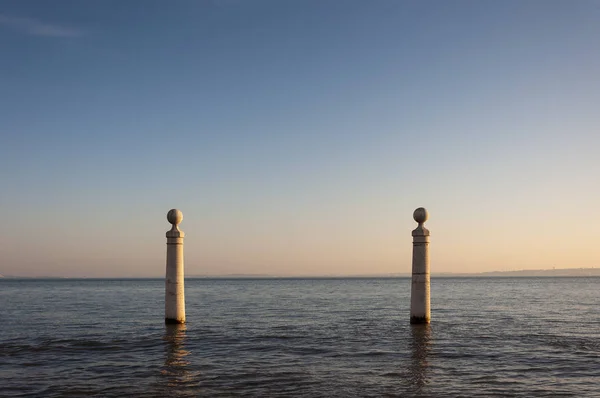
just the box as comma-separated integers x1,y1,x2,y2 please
1,277,599,397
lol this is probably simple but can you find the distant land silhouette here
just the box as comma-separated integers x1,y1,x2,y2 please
433,267,600,277
189,268,600,278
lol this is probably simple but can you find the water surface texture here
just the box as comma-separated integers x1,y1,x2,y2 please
1,278,598,397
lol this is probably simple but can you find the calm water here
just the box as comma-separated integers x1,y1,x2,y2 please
1,278,599,397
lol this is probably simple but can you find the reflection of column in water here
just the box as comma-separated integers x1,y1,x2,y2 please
409,324,432,391
162,324,193,388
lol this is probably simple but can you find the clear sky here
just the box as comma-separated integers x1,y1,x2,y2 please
1,0,599,277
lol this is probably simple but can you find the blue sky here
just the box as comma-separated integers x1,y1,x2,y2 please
1,0,599,277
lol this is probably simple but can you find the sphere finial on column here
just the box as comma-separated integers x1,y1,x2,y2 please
413,207,428,225
167,209,183,226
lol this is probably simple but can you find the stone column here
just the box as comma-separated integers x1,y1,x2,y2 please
165,209,185,324
410,207,430,324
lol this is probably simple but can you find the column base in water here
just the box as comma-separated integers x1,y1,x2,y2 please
410,315,430,325
165,318,185,325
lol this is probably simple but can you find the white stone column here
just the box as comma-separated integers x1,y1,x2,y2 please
165,209,185,324
410,207,430,324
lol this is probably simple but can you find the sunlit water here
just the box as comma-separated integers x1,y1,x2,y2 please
1,278,598,397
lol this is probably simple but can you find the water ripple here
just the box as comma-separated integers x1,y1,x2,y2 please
1,278,599,397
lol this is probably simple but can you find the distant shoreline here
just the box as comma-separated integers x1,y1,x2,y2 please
1,268,599,279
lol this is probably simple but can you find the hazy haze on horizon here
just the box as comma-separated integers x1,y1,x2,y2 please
1,0,599,277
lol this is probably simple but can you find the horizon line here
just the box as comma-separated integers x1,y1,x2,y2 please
2,267,599,279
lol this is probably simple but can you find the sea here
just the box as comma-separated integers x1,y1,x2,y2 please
0,277,598,397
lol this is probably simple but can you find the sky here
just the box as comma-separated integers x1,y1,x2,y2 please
1,0,599,277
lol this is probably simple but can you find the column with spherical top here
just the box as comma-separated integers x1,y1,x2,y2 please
410,207,430,324
165,209,185,324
